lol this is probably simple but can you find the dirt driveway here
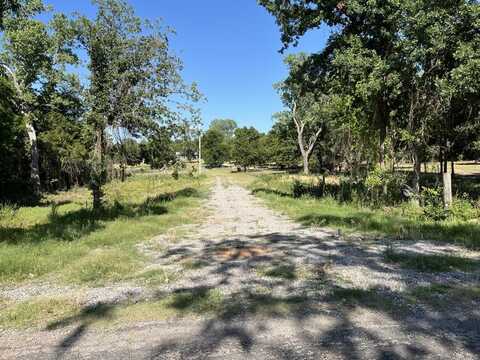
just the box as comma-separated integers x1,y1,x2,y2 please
2,178,479,359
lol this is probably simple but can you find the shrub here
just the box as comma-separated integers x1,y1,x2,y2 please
450,195,478,221
365,166,408,206
292,180,303,198
421,187,449,221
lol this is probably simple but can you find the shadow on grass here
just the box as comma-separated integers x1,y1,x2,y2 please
298,212,480,249
383,249,480,272
0,187,200,245
251,188,291,197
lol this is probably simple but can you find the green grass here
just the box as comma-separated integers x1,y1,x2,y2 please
0,288,225,330
383,249,479,272
408,284,480,307
255,263,313,281
330,287,399,312
0,284,309,330
237,172,480,249
256,264,297,280
0,173,211,285
130,268,180,286
0,297,79,329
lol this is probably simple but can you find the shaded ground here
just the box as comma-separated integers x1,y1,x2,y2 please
1,178,480,359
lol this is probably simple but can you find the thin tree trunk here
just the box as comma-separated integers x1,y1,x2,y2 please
375,97,387,169
291,100,322,176
92,125,105,210
95,126,103,160
412,147,421,204
26,120,41,195
295,121,309,175
120,163,126,182
439,149,443,174
408,90,421,204
1,63,41,195
379,120,387,169
379,123,388,196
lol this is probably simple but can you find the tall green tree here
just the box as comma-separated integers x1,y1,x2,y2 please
143,127,176,169
209,118,237,138
208,118,237,161
265,112,300,169
232,127,263,171
203,128,228,167
0,77,30,200
276,54,330,174
1,0,78,195
260,0,403,169
262,0,480,195
74,0,199,209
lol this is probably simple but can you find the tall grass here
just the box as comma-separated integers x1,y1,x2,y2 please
0,173,210,285
247,173,480,249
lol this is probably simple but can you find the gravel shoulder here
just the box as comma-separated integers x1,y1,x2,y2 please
1,177,479,359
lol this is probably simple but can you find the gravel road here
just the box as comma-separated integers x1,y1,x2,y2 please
1,178,479,359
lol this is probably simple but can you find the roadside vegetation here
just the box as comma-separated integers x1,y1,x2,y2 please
247,172,480,248
0,171,210,285
0,2,479,351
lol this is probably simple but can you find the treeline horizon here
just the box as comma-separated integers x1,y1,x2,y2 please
1,0,479,210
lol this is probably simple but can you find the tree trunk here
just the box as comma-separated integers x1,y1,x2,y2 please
92,125,105,210
1,64,41,196
379,123,387,169
412,146,421,204
26,120,41,195
443,172,453,208
120,162,126,182
451,161,455,176
375,97,388,169
95,126,103,160
439,147,444,174
296,124,310,175
302,152,310,175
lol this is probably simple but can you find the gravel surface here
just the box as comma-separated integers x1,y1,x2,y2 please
1,177,480,359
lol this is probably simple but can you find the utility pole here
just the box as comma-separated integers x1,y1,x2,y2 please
198,130,202,175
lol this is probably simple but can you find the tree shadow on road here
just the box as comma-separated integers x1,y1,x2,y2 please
47,230,480,359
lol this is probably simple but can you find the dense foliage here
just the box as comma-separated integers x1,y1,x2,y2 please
259,0,480,203
0,0,202,205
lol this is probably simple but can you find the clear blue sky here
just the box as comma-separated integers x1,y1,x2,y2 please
46,0,330,132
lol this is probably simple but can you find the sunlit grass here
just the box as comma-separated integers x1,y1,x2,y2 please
217,170,480,249
0,172,211,285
